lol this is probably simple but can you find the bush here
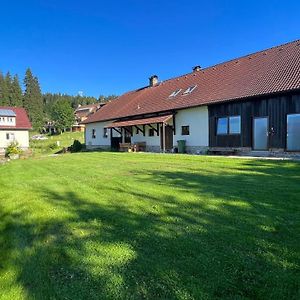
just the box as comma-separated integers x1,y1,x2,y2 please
71,140,83,152
5,142,23,157
47,142,59,150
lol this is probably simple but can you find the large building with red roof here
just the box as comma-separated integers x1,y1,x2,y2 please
0,107,32,154
83,40,300,154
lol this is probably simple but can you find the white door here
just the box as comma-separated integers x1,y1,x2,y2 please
287,114,300,151
253,117,268,150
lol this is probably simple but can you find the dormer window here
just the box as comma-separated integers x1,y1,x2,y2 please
183,85,197,95
0,109,16,126
169,89,182,98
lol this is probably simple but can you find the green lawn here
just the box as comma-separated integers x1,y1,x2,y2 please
29,131,84,156
0,153,299,299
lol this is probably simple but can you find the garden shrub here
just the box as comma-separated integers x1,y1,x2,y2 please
47,142,59,150
71,140,83,152
5,142,23,157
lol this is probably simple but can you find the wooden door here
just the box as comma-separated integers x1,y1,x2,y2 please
160,125,173,151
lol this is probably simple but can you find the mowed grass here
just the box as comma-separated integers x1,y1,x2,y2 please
0,153,299,299
29,131,84,155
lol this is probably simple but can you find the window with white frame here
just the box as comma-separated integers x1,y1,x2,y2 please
169,89,182,98
183,85,197,95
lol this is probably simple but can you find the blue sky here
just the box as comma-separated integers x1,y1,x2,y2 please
0,0,299,97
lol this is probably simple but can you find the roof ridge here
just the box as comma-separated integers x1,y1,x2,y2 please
162,38,300,84
84,39,300,124
110,39,300,92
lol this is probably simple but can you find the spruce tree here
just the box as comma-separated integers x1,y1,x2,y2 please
9,75,23,106
0,72,10,105
23,68,44,129
0,72,4,105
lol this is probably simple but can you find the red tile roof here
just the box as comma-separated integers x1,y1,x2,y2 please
0,106,32,129
105,114,173,128
84,39,300,124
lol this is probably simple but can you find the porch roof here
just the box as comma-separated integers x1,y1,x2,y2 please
105,114,173,128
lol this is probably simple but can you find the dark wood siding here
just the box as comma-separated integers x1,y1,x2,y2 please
209,91,300,149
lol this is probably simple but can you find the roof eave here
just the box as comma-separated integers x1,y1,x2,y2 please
82,87,300,125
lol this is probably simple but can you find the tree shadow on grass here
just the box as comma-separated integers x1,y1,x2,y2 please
1,159,300,299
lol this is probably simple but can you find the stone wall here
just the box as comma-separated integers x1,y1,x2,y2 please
185,146,209,154
145,145,161,153
86,145,111,151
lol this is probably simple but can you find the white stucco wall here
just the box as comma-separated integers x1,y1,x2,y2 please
131,126,160,146
173,106,209,147
131,106,208,148
0,130,29,152
84,106,209,151
85,121,112,147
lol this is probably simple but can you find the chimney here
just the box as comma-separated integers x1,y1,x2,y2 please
149,75,158,87
192,65,201,72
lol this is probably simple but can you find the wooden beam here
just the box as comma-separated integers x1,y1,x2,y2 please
172,114,176,135
143,125,145,136
123,126,132,135
112,127,122,135
122,128,125,143
162,123,166,153
148,124,158,134
134,125,140,134
157,123,160,136
134,125,144,135
110,128,113,148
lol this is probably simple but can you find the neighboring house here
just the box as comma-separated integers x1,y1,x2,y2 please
72,103,105,132
83,40,300,155
0,107,32,154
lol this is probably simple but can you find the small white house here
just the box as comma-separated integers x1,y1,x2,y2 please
84,106,209,153
0,107,32,154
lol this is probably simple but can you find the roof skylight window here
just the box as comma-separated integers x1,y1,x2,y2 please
169,89,182,98
183,85,197,95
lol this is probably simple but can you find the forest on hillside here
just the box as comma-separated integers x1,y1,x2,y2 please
0,69,117,130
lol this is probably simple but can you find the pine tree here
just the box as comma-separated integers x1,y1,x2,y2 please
9,75,23,106
0,72,10,105
0,72,4,104
23,68,44,129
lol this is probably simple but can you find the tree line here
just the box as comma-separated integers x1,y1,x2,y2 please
0,68,117,131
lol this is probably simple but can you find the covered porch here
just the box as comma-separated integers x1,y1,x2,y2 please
105,114,175,152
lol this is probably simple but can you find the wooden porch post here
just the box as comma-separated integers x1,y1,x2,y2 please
162,122,166,153
122,128,125,143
